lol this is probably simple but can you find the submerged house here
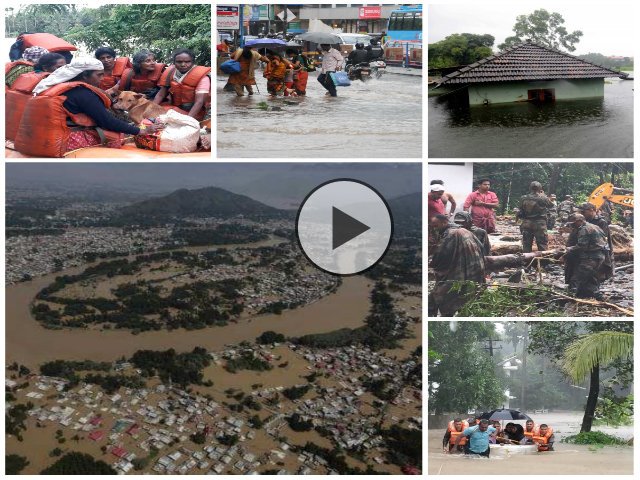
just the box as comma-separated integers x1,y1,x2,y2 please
436,41,628,105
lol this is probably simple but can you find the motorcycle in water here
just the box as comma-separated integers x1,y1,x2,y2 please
345,62,372,82
369,59,386,79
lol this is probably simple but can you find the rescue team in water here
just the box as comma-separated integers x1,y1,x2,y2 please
427,177,628,317
5,33,211,157
444,418,556,457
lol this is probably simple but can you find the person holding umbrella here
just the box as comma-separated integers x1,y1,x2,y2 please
318,43,343,97
453,419,496,457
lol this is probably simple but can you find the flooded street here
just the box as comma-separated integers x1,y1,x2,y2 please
217,72,422,158
428,411,633,475
429,76,633,158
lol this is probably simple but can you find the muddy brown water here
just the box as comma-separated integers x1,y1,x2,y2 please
6,240,372,368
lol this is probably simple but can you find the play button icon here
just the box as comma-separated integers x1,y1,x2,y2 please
296,179,393,275
332,207,370,250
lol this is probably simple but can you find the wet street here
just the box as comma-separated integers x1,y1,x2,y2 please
429,76,633,158
217,71,422,158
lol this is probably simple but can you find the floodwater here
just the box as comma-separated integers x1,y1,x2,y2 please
429,76,633,158
217,71,422,158
428,411,633,474
6,263,372,368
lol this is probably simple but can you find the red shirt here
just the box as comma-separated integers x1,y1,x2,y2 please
463,190,499,233
428,194,445,220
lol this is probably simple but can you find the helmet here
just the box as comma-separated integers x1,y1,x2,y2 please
355,42,364,49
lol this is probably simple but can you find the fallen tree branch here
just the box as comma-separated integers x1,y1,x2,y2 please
487,284,634,316
614,263,634,272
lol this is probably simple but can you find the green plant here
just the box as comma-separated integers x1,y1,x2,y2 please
562,431,628,446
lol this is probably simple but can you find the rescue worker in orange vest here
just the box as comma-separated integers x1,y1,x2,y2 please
95,47,131,94
523,419,537,443
532,424,555,451
154,48,210,120
442,418,469,453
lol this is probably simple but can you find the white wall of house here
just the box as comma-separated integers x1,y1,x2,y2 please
427,163,474,214
467,78,605,105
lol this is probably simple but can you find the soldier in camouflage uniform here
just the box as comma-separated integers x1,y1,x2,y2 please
564,213,609,299
453,211,491,256
428,214,485,317
547,194,558,230
518,181,553,253
558,195,575,223
576,202,614,278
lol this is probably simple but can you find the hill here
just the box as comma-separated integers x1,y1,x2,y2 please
117,187,284,224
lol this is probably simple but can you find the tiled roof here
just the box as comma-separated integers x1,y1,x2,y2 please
438,42,628,85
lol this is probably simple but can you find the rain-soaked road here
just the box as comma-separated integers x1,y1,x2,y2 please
217,70,422,158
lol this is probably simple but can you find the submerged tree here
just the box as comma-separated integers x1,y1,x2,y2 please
498,9,583,52
562,331,633,432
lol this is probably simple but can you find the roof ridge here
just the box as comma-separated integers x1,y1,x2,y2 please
437,41,627,86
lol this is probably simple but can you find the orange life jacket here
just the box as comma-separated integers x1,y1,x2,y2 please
447,420,469,446
158,65,211,116
6,60,33,75
5,72,50,141
532,426,553,449
14,82,118,157
21,33,77,53
120,63,166,92
523,424,537,439
99,57,132,90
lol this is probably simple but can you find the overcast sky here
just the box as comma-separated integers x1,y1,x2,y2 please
428,2,635,57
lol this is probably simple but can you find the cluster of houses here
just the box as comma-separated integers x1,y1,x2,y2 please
5,227,171,284
7,338,421,475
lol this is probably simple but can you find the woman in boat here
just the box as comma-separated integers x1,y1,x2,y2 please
95,46,131,93
116,49,165,98
29,57,163,152
5,45,49,87
154,48,210,119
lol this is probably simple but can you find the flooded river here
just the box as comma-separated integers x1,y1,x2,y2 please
6,259,372,368
217,72,422,158
429,76,633,158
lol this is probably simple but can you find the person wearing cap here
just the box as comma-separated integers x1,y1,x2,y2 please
463,178,499,234
563,213,608,299
576,202,614,278
558,195,576,223
430,180,457,216
547,194,558,230
428,214,485,317
428,184,446,221
453,211,490,256
518,181,554,253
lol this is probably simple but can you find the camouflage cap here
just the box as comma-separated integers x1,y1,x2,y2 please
453,211,471,224
566,213,585,225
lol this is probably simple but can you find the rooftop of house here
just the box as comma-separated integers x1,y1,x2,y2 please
438,41,628,86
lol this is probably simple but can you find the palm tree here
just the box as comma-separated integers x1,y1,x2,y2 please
562,331,633,432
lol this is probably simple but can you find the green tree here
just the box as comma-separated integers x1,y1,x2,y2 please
41,452,117,474
66,4,211,66
428,33,494,69
6,454,30,475
498,9,583,52
428,321,505,413
562,331,633,432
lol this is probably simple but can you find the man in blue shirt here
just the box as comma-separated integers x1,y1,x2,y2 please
453,418,496,457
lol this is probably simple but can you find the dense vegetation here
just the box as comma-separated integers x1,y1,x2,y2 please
6,228,65,237
225,352,273,374
6,403,32,440
382,425,422,469
5,454,30,475
282,384,311,400
131,347,212,387
562,431,628,446
256,331,286,344
40,452,117,475
5,4,211,66
428,33,494,69
39,360,143,394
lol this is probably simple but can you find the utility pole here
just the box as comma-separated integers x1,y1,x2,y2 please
283,5,287,36
520,327,528,412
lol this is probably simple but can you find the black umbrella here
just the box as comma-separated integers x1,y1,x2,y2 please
297,32,343,45
479,409,532,421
